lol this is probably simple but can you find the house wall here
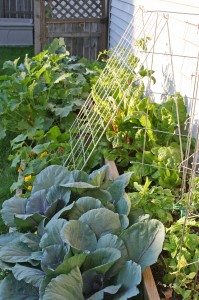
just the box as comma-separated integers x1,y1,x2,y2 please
108,0,134,48
109,0,199,48
108,0,199,136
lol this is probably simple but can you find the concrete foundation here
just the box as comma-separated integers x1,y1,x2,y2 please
0,18,33,46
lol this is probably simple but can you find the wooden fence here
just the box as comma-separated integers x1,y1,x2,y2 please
34,0,108,60
0,0,34,18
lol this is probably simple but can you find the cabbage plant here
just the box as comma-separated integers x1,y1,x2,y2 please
0,165,165,299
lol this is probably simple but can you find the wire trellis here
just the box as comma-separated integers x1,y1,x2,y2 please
64,8,174,169
62,5,199,292
64,6,199,173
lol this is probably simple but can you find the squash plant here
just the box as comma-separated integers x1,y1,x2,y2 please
0,39,105,194
0,164,165,299
0,38,103,140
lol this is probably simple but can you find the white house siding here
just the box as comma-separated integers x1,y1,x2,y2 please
108,0,134,48
108,0,199,136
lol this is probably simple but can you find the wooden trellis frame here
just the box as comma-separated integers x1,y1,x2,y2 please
34,0,108,60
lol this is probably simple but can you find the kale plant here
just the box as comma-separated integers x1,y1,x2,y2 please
0,164,165,299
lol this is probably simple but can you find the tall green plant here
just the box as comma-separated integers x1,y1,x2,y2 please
0,38,102,140
92,49,191,188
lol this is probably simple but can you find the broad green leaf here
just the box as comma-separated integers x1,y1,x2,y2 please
45,125,61,140
35,62,50,79
119,214,129,229
3,59,19,70
32,143,51,154
46,37,67,54
51,202,75,220
70,169,90,182
1,196,27,227
46,181,71,201
61,220,97,251
32,165,74,193
97,234,128,278
114,261,141,299
97,234,127,255
87,285,121,300
12,264,44,288
20,233,40,251
52,105,73,118
68,197,103,220
0,231,23,249
116,194,131,215
43,268,84,300
14,213,44,231
11,133,28,145
10,155,21,168
83,248,121,274
40,219,67,249
107,172,132,203
10,177,24,193
184,234,199,251
39,275,54,299
60,182,99,194
0,274,39,300
120,219,165,271
41,244,69,273
53,73,71,84
0,241,33,263
79,208,121,238
49,253,87,276
0,260,13,270
26,189,48,214
82,189,112,202
88,165,108,186
163,93,187,125
30,251,43,262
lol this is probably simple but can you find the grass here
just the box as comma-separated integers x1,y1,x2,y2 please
0,133,18,234
0,46,34,234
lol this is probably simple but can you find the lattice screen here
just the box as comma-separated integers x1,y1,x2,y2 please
45,0,103,19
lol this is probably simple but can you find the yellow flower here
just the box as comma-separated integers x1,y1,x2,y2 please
40,151,47,159
27,185,32,191
24,175,32,182
18,166,23,172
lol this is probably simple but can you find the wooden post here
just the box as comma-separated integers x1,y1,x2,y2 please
143,267,160,300
34,0,41,54
100,0,108,50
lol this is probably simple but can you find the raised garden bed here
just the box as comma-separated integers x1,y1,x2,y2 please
105,159,160,300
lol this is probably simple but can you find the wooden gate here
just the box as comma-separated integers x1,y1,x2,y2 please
34,0,108,60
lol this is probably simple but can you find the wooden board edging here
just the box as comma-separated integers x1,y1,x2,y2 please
105,159,160,300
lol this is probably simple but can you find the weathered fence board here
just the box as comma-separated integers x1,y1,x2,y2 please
0,0,34,19
34,0,108,60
